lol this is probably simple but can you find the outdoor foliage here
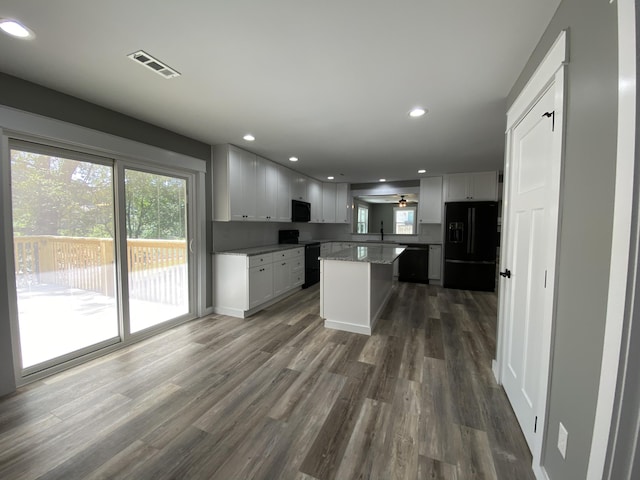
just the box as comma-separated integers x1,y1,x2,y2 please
11,148,187,240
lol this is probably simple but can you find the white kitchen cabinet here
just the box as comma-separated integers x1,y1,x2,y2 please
214,247,304,318
272,260,290,297
471,171,499,200
308,179,323,223
428,244,442,282
256,156,278,221
291,173,309,202
290,250,304,287
213,144,258,221
335,183,351,224
276,165,292,222
418,177,443,224
445,171,498,202
249,263,273,308
322,183,337,223
272,247,303,295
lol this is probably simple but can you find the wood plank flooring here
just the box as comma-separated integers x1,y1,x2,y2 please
0,282,534,480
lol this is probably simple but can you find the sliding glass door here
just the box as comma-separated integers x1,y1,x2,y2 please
124,169,190,333
10,142,118,369
8,141,195,376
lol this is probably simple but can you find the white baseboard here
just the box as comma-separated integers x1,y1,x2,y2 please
324,319,372,335
213,287,302,319
492,359,500,383
533,462,550,480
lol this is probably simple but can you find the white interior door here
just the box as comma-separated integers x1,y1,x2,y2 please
501,84,557,451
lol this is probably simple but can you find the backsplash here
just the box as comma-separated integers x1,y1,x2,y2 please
212,221,442,252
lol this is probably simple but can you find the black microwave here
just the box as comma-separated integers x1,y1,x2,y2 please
292,199,311,222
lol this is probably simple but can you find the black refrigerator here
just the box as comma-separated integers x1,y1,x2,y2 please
443,201,498,291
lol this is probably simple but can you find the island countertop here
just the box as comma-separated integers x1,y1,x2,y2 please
319,245,405,264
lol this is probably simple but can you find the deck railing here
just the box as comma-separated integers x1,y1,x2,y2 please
13,236,187,304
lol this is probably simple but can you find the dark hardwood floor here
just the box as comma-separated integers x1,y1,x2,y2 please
0,282,534,480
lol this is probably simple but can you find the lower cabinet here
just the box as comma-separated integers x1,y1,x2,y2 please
214,247,304,318
249,263,273,309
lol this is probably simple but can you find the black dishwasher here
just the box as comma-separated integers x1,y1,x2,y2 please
398,244,429,284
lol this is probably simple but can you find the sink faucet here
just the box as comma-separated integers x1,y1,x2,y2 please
380,220,384,241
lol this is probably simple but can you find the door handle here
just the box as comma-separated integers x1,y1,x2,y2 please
189,239,194,254
500,269,511,278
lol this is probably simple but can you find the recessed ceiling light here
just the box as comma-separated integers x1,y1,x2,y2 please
418,169,427,174
0,19,33,38
289,157,298,162
327,176,334,180
379,178,386,182
243,134,255,142
409,107,426,118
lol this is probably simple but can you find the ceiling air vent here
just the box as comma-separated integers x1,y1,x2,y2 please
127,50,180,79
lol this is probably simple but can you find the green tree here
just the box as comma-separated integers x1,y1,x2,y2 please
10,150,114,238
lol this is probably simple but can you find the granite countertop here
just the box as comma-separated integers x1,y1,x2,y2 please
215,244,304,256
319,245,406,264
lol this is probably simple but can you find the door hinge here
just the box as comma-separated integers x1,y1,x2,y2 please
543,111,555,131
544,270,547,288
534,416,538,433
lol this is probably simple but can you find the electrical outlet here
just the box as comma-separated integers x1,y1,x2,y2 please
558,422,568,459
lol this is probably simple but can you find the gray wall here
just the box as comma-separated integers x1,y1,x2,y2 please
507,0,618,478
0,73,210,160
0,72,211,397
370,204,394,234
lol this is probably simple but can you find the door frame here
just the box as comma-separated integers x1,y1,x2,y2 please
0,105,207,386
587,0,638,477
494,30,567,477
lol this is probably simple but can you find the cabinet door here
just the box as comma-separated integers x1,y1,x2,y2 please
445,173,470,202
272,260,290,297
276,165,292,222
249,263,273,308
335,183,350,224
469,171,498,200
428,245,442,280
418,177,443,223
322,183,337,223
292,174,308,202
308,179,322,223
228,148,257,221
256,157,278,221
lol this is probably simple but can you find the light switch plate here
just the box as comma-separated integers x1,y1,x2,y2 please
558,422,568,459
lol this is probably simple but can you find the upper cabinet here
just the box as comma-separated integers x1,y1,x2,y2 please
418,176,443,224
275,165,292,222
255,156,278,221
321,183,337,223
308,179,322,223
213,144,258,221
335,183,351,224
212,144,353,224
213,145,289,222
444,171,498,202
291,173,308,202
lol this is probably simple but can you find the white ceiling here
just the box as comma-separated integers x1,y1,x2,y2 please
0,0,560,183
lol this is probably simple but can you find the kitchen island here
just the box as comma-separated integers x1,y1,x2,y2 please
320,244,405,335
